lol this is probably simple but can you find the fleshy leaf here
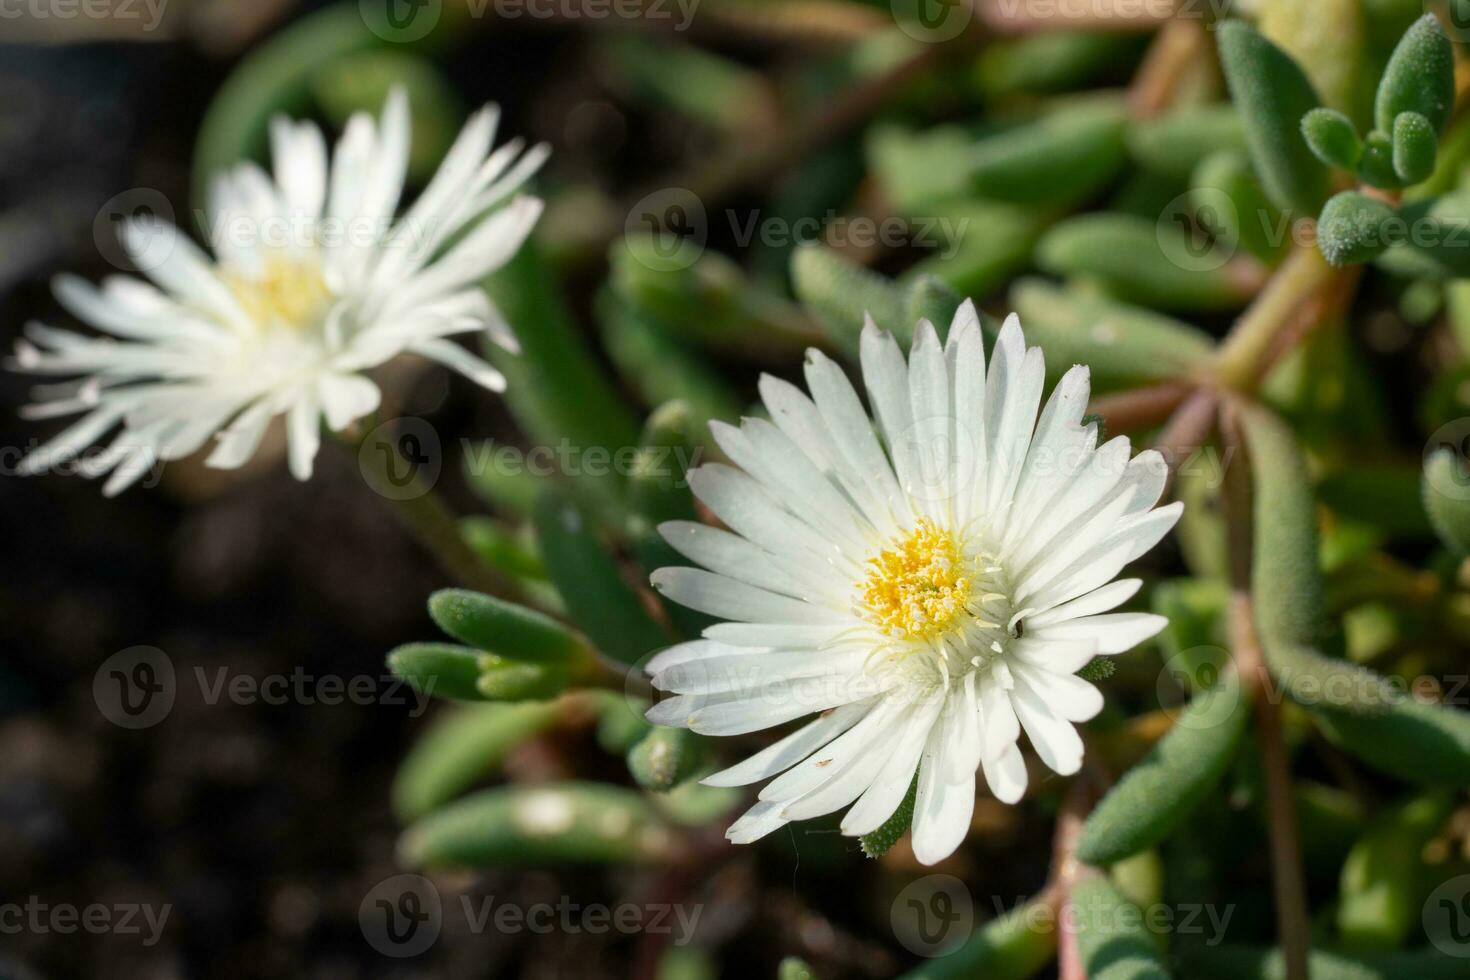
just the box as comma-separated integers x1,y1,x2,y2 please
1217,20,1329,215
1077,669,1250,866
1072,877,1172,980
398,782,679,867
1375,14,1455,134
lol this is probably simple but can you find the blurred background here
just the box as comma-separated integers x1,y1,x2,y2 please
5,1,1470,978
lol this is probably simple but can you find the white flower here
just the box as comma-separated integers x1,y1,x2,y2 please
10,89,547,494
645,305,1181,866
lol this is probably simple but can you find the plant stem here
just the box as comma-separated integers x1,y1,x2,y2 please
1214,244,1335,391
1220,405,1311,980
1229,591,1311,980
1088,382,1193,433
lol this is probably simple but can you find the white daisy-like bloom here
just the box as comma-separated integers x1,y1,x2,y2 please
645,305,1181,865
10,89,547,494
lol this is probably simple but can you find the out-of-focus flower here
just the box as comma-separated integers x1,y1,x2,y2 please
646,306,1181,865
10,89,546,494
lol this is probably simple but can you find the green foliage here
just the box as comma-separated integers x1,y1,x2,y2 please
627,727,707,792
1375,14,1455,134
429,589,586,665
1035,213,1252,313
1077,669,1249,866
1071,877,1172,980
1392,111,1438,184
1301,108,1363,170
777,957,817,980
387,642,487,701
1316,192,1398,266
1337,793,1454,949
967,99,1128,206
1217,20,1330,215
896,895,1058,980
1128,105,1246,181
399,782,678,867
1008,279,1216,391
790,243,907,350
1423,450,1470,554
1177,944,1467,979
532,493,673,666
391,702,563,821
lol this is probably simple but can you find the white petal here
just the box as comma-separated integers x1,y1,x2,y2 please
702,700,874,787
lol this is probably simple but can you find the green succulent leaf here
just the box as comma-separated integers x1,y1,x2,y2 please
532,493,674,666
791,243,908,351
1375,14,1455,134
778,957,817,980
398,782,679,867
1301,108,1363,170
429,589,586,665
1008,278,1216,391
627,726,708,792
895,895,1058,980
1128,104,1246,181
1217,20,1330,215
475,656,569,701
1424,449,1470,554
1071,877,1172,980
1392,111,1439,184
1316,191,1399,266
1036,212,1254,313
967,98,1128,206
1077,668,1250,866
1337,793,1455,949
1241,405,1470,783
391,702,563,822
1177,944,1469,979
387,642,487,702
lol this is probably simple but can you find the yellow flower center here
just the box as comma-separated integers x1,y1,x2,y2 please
860,520,973,640
223,256,332,329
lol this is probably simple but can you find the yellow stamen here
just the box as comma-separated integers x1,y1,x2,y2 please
860,520,972,641
223,256,331,329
